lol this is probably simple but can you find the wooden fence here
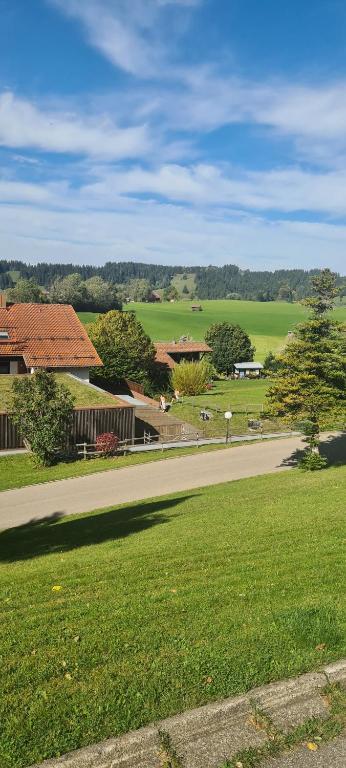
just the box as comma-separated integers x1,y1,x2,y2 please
0,404,135,451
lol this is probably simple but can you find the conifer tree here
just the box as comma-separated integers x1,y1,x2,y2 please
267,269,346,469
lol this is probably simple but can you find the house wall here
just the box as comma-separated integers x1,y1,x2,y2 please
30,366,90,381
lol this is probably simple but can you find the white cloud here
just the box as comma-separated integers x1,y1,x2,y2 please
1,196,345,271
0,91,150,159
49,0,167,77
73,161,346,218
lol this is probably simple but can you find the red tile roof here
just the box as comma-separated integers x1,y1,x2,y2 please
0,303,102,369
154,341,212,369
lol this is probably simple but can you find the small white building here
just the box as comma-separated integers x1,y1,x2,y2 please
234,362,263,378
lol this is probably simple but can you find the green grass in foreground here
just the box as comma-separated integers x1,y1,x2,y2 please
0,374,117,411
79,300,346,361
0,465,345,767
0,443,237,492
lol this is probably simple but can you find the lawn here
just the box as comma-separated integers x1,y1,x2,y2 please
78,300,346,361
0,374,117,412
171,378,286,437
0,465,345,767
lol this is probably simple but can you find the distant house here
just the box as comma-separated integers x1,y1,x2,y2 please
0,299,102,381
234,362,263,378
148,290,162,303
154,341,212,369
191,304,203,311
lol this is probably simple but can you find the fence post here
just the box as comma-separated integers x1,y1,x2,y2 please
83,442,87,460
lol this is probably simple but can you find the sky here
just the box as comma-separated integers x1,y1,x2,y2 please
1,0,346,272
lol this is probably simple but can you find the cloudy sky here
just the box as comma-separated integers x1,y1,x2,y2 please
1,0,346,271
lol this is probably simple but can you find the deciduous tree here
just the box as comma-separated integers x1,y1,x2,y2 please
205,322,255,375
89,310,156,390
11,371,75,466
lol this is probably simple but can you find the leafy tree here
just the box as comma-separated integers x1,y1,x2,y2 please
7,278,45,303
278,283,295,302
84,276,121,312
205,322,255,375
267,269,346,468
163,285,179,302
50,273,87,308
126,279,152,302
11,370,75,466
89,310,156,390
182,284,189,295
171,360,209,396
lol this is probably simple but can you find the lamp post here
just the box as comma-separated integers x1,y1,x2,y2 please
224,410,233,444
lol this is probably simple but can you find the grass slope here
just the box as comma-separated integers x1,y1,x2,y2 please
0,374,117,412
79,300,346,360
171,379,286,437
1,465,345,767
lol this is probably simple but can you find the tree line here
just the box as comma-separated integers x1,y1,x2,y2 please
1,259,344,303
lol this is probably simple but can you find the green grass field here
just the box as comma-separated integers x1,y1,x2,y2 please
0,374,117,412
79,300,346,361
171,378,286,437
1,465,345,767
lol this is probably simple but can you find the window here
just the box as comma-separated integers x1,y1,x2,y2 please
0,362,10,374
0,331,9,339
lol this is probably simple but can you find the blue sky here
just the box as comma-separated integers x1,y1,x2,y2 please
1,0,346,271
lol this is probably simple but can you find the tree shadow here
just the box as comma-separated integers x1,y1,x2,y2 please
280,432,346,468
0,494,196,563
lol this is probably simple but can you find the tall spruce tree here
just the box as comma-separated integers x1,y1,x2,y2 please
267,269,346,468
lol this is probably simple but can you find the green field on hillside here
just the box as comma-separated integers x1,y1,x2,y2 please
1,462,345,767
79,301,346,360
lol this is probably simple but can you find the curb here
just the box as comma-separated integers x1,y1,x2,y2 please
29,660,346,768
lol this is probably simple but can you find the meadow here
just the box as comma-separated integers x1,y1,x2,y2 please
1,464,345,767
79,300,346,360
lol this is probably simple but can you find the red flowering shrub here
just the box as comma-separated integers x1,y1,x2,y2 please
96,432,119,456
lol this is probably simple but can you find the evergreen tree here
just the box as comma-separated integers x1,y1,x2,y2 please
267,269,346,468
205,322,255,375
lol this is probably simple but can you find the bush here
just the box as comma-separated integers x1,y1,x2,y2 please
171,360,209,395
95,432,119,456
11,371,75,466
299,451,328,471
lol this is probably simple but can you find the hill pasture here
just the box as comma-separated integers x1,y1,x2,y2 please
79,300,346,360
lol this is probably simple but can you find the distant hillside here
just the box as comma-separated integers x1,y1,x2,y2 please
0,259,344,302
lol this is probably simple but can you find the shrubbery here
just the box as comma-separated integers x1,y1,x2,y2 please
171,360,210,395
95,432,119,456
11,370,75,466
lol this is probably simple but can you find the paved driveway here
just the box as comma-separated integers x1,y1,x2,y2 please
0,433,341,530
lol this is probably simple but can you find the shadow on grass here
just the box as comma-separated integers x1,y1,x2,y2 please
280,431,346,468
0,494,196,563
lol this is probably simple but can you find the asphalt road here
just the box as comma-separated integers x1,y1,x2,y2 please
261,734,346,766
0,432,342,530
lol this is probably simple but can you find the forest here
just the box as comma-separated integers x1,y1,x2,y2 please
0,259,345,302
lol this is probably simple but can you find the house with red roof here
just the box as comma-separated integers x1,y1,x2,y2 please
0,297,102,381
154,340,212,369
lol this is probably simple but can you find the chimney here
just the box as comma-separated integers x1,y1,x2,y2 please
0,292,7,309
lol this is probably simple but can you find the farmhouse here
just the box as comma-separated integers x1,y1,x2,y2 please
0,299,102,381
234,362,264,378
154,340,212,369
